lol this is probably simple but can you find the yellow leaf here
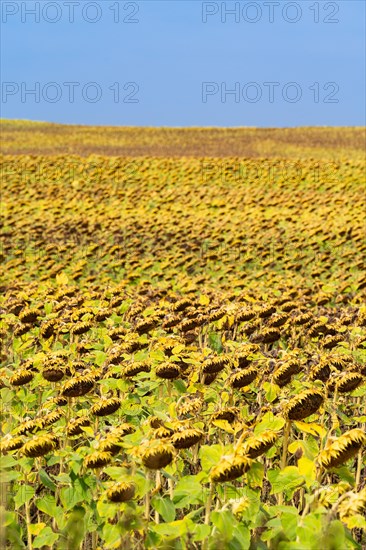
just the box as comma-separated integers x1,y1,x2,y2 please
212,420,235,434
288,441,304,454
29,523,46,535
294,421,326,438
172,344,185,355
56,272,69,286
168,402,176,419
298,456,316,480
343,515,366,530
199,294,210,306
221,392,229,404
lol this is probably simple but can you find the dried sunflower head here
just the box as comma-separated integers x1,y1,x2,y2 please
91,397,121,417
84,451,113,469
273,360,301,387
154,427,174,439
141,441,175,469
111,423,135,438
212,408,239,424
155,362,180,380
239,430,277,458
15,419,43,436
61,374,95,397
40,409,63,427
210,454,252,482
106,482,135,503
19,308,40,324
42,362,64,382
252,328,281,344
22,434,58,458
99,436,123,456
0,436,24,454
284,389,324,421
40,319,58,339
71,321,92,335
171,429,203,449
10,369,34,386
67,416,91,437
336,373,364,393
123,361,151,378
177,397,202,417
338,488,366,522
203,355,231,374
230,366,258,388
317,429,365,468
309,361,331,383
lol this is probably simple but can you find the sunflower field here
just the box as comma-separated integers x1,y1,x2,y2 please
0,122,365,549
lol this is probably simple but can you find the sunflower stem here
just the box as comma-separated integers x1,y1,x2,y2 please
355,448,362,489
279,420,291,505
25,500,33,550
204,482,215,525
155,471,161,523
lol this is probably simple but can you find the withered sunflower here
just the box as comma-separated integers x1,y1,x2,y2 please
71,321,92,335
84,451,113,469
171,429,203,449
141,442,175,469
230,367,258,388
273,361,301,387
211,455,252,482
61,374,95,397
0,436,24,454
106,482,135,503
67,416,91,436
123,361,151,378
156,363,180,380
317,429,365,468
91,397,121,417
284,389,324,421
10,369,34,386
22,434,58,458
337,373,364,393
42,363,64,382
239,430,277,458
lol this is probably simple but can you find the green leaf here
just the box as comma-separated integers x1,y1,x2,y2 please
14,485,35,509
211,510,236,540
33,526,59,548
39,469,56,492
233,524,250,550
173,474,206,508
152,519,192,540
35,496,58,518
151,496,176,523
263,381,281,402
191,524,211,542
254,412,285,434
0,469,21,482
173,379,187,394
60,485,84,511
102,523,121,548
267,467,304,495
93,350,107,366
247,462,264,488
280,511,299,540
199,444,225,473
208,332,223,353
0,455,18,468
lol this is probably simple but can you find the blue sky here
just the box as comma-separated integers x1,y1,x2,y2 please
1,0,365,126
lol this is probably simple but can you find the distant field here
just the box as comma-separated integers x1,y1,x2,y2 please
1,121,365,550
1,119,365,158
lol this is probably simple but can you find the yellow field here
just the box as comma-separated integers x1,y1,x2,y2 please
1,122,365,549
